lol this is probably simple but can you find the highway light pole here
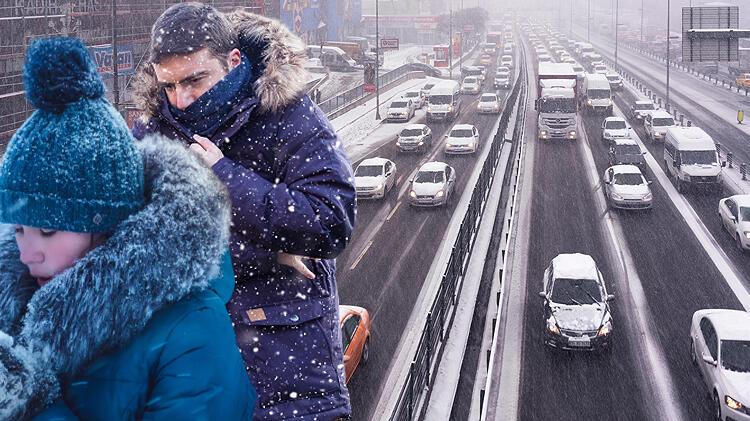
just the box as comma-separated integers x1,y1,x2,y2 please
375,0,381,120
587,0,591,42
449,7,453,79
666,0,671,111
614,0,618,68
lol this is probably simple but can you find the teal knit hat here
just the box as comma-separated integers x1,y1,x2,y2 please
0,37,144,233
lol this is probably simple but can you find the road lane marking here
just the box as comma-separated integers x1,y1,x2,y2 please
349,239,373,271
386,201,401,221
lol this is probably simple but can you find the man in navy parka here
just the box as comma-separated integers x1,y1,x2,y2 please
132,3,357,420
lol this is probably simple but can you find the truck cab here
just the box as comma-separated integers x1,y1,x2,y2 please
536,62,578,141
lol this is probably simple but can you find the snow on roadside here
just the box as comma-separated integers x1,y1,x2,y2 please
332,76,443,163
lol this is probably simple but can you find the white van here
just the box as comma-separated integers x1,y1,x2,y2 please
582,73,612,115
306,45,357,71
427,80,462,122
664,126,723,193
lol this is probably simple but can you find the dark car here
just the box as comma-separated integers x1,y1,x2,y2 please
608,138,646,168
409,62,445,78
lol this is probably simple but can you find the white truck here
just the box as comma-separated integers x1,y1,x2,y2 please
535,62,578,141
582,73,613,115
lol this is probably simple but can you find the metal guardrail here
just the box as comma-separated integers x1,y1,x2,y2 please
388,52,527,421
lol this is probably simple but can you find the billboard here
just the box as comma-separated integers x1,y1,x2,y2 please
88,44,135,77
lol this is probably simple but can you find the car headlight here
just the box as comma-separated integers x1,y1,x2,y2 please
587,99,593,105
744,231,750,240
597,320,612,336
436,190,445,198
546,316,560,335
611,192,624,200
447,106,453,112
376,183,384,191
418,141,424,146
643,192,653,201
409,190,417,198
726,395,746,412
477,104,482,110
568,130,576,136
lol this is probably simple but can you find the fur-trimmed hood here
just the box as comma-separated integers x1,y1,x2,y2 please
133,10,309,120
0,134,232,418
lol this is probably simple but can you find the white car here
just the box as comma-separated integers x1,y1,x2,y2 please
539,253,615,352
445,124,480,154
605,71,623,90
503,45,513,54
500,54,513,68
594,64,608,75
601,117,630,143
402,90,425,109
396,124,433,153
644,110,676,142
690,309,750,421
354,157,397,200
538,53,552,63
630,99,656,121
495,67,511,89
386,99,415,122
408,161,456,207
477,93,501,114
603,165,653,210
719,194,750,252
421,82,436,99
461,76,481,94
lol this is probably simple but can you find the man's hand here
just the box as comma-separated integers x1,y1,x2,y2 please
277,252,316,279
189,134,224,167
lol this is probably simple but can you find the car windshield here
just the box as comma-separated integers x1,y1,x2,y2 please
635,103,655,110
720,340,750,372
595,66,607,71
615,145,641,155
415,171,444,183
423,83,435,90
741,207,750,221
588,89,611,99
606,120,627,129
451,129,474,137
573,66,584,72
400,128,423,137
613,173,644,185
539,97,576,113
653,117,674,126
551,278,602,305
606,75,620,81
680,150,717,165
467,70,482,77
355,165,382,177
464,77,477,84
404,92,419,98
430,95,452,105
390,101,408,108
481,95,497,102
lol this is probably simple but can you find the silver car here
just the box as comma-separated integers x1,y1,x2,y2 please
603,165,653,210
408,161,456,207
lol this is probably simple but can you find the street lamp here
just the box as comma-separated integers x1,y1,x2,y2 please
666,0,671,110
375,0,381,120
614,0,618,68
587,0,591,42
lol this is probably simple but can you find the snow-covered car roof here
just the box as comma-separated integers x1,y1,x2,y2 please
609,164,643,175
698,309,750,341
635,99,654,105
402,90,421,96
451,123,476,131
551,253,599,281
651,110,674,119
612,138,638,146
727,194,750,208
604,116,627,123
358,157,390,167
418,161,450,172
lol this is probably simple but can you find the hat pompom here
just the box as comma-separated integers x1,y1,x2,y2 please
24,37,105,113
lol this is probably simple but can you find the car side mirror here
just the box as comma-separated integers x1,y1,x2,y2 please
647,181,653,185
534,99,538,111
730,216,737,223
673,160,679,168
722,161,727,168
606,294,615,302
642,151,648,155
702,353,717,367
538,291,546,299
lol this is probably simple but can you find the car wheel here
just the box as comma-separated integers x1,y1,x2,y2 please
719,216,726,232
676,179,684,193
362,337,370,365
713,391,722,421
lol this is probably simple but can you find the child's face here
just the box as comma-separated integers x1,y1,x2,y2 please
15,226,102,287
